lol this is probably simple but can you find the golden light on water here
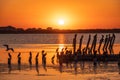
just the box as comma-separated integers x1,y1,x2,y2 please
58,34,65,44
58,34,65,52
58,44,64,52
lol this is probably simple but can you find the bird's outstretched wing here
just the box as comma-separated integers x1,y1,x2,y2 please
10,48,14,52
3,44,9,51
3,44,9,48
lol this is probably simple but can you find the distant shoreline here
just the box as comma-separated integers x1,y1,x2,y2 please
0,29,120,34
0,26,120,34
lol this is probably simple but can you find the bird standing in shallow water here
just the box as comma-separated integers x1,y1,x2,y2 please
51,55,55,65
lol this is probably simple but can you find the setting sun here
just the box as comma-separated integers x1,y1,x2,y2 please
58,19,64,25
0,0,120,29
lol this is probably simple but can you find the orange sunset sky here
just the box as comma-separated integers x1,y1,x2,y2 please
0,0,120,29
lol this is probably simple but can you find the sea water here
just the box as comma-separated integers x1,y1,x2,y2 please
0,33,120,64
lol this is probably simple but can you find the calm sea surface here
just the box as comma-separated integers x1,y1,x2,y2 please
0,33,120,64
0,33,120,44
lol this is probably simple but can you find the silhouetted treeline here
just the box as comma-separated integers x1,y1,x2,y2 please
0,26,120,34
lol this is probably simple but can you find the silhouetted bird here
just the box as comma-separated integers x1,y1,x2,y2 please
73,34,77,54
35,52,39,75
51,55,55,64
85,34,91,54
79,35,84,52
8,53,12,73
29,52,32,69
3,44,14,52
18,52,21,71
42,50,47,71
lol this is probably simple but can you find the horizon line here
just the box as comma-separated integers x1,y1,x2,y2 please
0,25,120,30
